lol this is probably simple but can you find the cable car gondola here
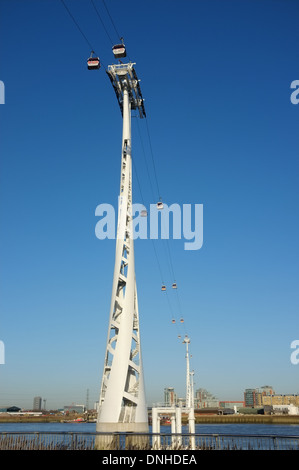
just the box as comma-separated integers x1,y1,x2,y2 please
112,41,126,59
157,201,163,210
172,319,176,324
87,52,100,70
180,318,184,323
161,284,166,291
172,282,177,289
141,209,147,217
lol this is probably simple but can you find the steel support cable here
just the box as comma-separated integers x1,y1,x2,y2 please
145,118,162,201
162,239,175,286
143,118,183,319
159,209,186,328
90,0,114,45
132,150,165,286
60,0,107,69
132,190,176,329
131,136,163,281
136,118,173,279
134,117,187,336
134,118,172,289
165,290,180,332
60,0,95,51
142,118,179,296
132,122,181,330
135,118,156,203
100,0,134,63
158,196,190,341
102,0,122,41
165,237,176,280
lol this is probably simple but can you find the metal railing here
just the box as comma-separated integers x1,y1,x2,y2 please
0,431,299,450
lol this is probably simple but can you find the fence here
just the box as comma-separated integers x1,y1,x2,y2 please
0,431,299,450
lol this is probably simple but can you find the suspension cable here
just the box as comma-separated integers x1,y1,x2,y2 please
60,0,191,344
60,0,96,52
135,118,156,203
101,0,123,41
145,118,162,201
133,116,189,340
132,126,180,328
90,0,114,45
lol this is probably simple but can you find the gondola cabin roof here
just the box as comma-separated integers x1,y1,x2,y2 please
112,44,126,59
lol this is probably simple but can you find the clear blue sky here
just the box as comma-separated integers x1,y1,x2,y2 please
0,0,298,410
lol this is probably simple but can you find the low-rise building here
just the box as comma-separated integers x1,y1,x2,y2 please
219,401,245,412
64,404,86,414
195,388,219,408
272,404,299,415
262,394,299,407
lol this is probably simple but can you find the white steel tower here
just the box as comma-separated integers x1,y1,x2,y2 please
96,62,148,435
183,335,195,445
183,336,191,408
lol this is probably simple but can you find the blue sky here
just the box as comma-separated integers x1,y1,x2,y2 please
0,0,298,410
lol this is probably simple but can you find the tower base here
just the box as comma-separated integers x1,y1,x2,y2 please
95,422,149,450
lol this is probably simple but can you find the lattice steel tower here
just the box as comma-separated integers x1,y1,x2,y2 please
96,62,148,434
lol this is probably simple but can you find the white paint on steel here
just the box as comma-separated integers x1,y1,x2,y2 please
97,63,148,432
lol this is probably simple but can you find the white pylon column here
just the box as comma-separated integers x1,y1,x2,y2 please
96,63,148,435
183,336,191,408
183,336,195,449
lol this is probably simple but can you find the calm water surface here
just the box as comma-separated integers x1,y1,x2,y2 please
0,422,298,436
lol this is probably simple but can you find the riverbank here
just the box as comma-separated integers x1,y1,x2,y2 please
192,415,299,425
0,413,89,423
1,413,298,425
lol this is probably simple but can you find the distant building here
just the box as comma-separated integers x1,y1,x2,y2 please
33,397,42,411
244,389,258,407
195,388,219,408
64,404,86,414
262,394,299,407
6,406,21,413
164,387,177,406
243,387,299,410
219,401,244,411
272,404,299,415
259,385,275,396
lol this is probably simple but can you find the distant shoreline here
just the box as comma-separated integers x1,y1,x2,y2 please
191,415,299,425
0,414,298,425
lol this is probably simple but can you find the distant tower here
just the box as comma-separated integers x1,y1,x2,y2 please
33,396,42,411
86,388,89,411
183,336,191,408
96,62,148,435
183,336,195,446
164,387,177,406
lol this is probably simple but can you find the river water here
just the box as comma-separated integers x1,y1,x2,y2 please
0,421,299,436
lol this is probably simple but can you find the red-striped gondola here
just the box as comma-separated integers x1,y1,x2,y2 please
112,43,126,59
87,52,100,70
